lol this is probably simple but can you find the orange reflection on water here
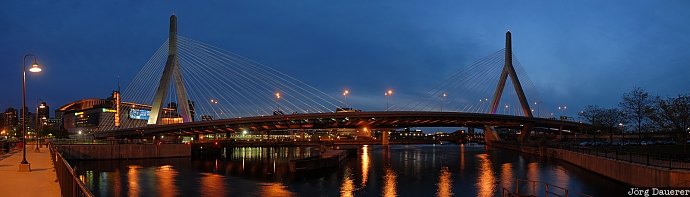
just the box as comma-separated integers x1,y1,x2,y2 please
127,165,142,197
460,144,465,170
500,163,513,191
259,182,295,197
112,169,122,197
527,163,539,194
554,166,569,190
476,154,495,197
156,165,177,197
527,163,539,182
361,145,370,187
341,168,355,197
382,167,397,197
436,166,453,197
200,173,227,197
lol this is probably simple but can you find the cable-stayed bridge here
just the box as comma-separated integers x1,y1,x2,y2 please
93,15,585,142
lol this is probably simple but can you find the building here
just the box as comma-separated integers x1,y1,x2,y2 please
2,108,18,135
56,91,190,135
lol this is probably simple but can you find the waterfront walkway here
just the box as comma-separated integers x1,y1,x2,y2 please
0,146,60,197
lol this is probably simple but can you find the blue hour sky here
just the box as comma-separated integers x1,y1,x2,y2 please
1,0,689,117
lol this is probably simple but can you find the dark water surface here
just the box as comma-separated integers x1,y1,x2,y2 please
71,144,629,196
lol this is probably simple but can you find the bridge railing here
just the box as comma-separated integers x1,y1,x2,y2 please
48,141,94,197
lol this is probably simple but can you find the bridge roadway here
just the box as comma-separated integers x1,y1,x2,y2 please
94,111,586,138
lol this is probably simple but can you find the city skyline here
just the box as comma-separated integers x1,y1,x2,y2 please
1,1,689,117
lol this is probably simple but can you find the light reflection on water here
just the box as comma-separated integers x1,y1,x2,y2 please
340,168,355,197
476,154,495,197
382,166,398,197
361,145,369,187
72,144,628,196
127,165,141,197
156,165,177,197
437,166,453,197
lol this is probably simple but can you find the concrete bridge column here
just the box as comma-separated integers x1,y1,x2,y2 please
381,130,390,145
518,125,533,143
484,126,500,144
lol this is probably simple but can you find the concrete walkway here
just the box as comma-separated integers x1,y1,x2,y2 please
0,146,60,197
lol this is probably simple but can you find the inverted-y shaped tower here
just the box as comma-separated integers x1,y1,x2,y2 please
485,31,533,143
148,15,192,124
489,31,533,118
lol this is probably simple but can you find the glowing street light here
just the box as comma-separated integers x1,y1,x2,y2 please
440,93,447,112
384,89,393,111
343,89,350,108
275,92,281,114
19,54,42,172
558,105,568,119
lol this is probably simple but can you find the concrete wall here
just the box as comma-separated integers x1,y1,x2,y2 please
492,143,690,187
551,149,690,187
57,144,191,160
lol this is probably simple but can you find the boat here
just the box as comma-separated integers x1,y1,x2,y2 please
289,149,349,173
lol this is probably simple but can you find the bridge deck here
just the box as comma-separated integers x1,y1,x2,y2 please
95,111,587,138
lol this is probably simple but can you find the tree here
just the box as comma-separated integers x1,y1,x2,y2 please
579,105,625,143
620,87,653,140
650,95,690,153
599,108,626,143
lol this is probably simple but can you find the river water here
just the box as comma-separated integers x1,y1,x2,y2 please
71,144,628,196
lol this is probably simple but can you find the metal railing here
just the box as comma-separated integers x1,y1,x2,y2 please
48,142,94,197
495,142,690,170
502,178,592,197
553,145,690,170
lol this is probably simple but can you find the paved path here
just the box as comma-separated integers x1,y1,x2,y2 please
0,146,60,197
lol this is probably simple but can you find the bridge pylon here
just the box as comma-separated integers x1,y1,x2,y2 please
148,15,193,125
485,31,533,143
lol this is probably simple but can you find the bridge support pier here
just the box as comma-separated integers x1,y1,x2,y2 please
517,125,532,143
484,126,500,144
381,130,389,145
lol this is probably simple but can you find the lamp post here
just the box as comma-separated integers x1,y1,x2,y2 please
342,89,349,108
19,54,42,172
558,105,567,120
384,89,393,111
275,92,281,114
440,93,447,112
35,100,41,151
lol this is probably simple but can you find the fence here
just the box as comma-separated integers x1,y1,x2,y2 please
501,178,593,197
554,145,690,170
48,142,94,197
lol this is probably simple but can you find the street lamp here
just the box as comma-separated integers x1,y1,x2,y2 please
342,89,349,108
19,54,42,172
35,100,42,152
275,92,281,114
558,106,568,120
384,89,393,111
440,93,447,112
